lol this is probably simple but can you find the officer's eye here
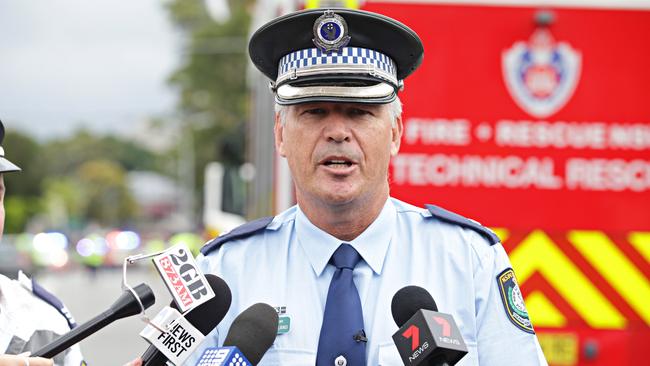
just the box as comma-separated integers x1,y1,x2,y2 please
302,108,327,115
348,108,372,116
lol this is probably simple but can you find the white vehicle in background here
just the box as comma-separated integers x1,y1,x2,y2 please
203,162,246,239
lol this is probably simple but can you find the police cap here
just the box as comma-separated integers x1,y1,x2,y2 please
0,119,21,173
249,8,424,105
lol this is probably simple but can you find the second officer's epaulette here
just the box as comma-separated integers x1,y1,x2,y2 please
200,216,274,256
19,271,77,329
425,204,500,245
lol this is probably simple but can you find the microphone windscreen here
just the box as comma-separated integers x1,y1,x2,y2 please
223,303,279,365
134,283,157,309
184,274,233,335
111,283,156,320
391,285,438,327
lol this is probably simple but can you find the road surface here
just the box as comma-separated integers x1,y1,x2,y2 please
37,267,174,365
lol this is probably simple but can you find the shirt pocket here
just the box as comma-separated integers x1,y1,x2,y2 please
377,342,403,366
259,347,316,366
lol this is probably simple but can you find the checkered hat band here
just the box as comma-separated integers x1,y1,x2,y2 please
277,47,397,83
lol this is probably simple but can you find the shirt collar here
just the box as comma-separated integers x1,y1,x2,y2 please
295,198,396,276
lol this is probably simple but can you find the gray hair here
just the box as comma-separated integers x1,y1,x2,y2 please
275,96,402,127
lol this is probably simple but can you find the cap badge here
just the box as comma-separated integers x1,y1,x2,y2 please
312,10,351,53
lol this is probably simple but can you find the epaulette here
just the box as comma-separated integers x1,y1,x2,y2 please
31,278,78,329
425,204,500,245
201,216,274,256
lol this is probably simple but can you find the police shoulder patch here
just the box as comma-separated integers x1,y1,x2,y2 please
425,204,500,245
200,216,274,256
497,268,535,334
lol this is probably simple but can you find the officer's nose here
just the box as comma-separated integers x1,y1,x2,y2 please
324,114,351,143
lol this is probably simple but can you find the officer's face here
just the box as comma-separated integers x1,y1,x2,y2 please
275,102,402,208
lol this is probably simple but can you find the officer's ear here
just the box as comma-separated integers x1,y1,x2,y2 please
274,112,287,157
390,114,403,156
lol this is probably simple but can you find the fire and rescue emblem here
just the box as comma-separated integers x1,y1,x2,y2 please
502,28,581,118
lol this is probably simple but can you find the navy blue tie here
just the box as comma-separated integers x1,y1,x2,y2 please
316,244,366,366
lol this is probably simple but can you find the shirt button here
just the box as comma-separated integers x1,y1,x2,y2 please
335,355,347,366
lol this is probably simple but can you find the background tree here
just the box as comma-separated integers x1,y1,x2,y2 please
76,159,138,226
166,0,253,216
3,0,256,233
3,131,45,232
41,130,163,175
3,128,163,233
38,159,138,230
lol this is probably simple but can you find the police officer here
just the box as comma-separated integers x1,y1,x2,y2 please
192,8,547,365
0,120,85,366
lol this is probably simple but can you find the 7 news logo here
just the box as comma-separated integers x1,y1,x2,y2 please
401,316,461,362
432,316,460,346
402,316,453,351
403,325,420,351
394,310,469,365
402,324,429,362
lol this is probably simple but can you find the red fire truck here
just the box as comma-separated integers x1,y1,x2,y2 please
259,1,650,364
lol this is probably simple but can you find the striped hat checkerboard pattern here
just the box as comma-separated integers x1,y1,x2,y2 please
277,46,398,85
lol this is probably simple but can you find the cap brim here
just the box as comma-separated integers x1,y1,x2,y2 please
276,81,396,105
0,157,21,173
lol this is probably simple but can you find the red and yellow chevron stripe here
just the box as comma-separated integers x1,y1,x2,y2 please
494,229,650,365
497,229,650,329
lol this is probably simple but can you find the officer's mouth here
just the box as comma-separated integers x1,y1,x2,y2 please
319,156,357,172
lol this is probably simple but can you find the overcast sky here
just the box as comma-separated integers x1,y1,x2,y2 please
0,0,180,140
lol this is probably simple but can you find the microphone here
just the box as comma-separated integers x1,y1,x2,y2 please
33,283,155,358
194,302,279,366
391,285,439,327
141,274,232,366
391,286,468,366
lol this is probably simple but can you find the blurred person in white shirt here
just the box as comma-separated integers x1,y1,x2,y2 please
0,119,85,366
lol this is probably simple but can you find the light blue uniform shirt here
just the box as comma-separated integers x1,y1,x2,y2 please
189,198,547,365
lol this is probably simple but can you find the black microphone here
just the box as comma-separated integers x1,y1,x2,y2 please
33,283,155,358
141,274,232,366
392,285,439,327
222,302,279,365
391,286,468,366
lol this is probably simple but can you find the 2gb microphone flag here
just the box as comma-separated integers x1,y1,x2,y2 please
153,244,215,313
